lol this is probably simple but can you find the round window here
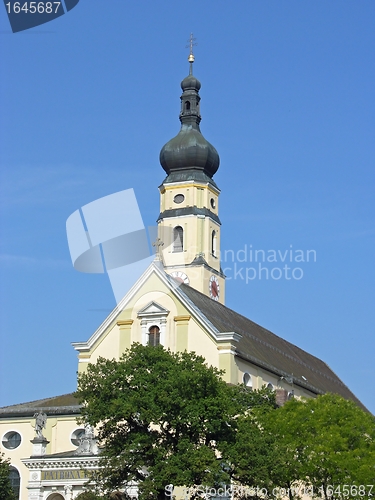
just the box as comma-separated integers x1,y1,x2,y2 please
2,431,21,450
71,428,85,447
210,198,216,209
173,194,185,204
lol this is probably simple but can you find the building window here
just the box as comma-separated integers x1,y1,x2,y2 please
266,383,274,391
211,230,217,257
173,226,183,252
243,372,253,389
173,194,185,204
137,301,169,347
9,466,20,499
185,101,190,110
71,428,85,447
2,431,21,450
148,325,160,346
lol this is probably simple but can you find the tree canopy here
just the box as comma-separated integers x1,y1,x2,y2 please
75,492,106,500
77,345,375,500
227,393,375,499
265,394,375,498
77,344,273,499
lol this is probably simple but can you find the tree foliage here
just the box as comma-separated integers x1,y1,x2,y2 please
265,394,375,497
0,453,16,500
77,345,375,500
75,492,106,500
77,344,272,499
219,386,277,494
229,394,375,499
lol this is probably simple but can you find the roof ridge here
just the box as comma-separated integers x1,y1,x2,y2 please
0,393,78,410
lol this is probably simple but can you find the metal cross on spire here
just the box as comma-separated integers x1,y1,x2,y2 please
186,33,197,74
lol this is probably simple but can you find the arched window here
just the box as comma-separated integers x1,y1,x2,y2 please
185,101,191,110
173,226,183,253
148,325,160,347
9,466,20,499
266,382,274,391
211,230,217,257
243,372,253,389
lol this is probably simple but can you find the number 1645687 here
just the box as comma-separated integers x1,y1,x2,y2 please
5,2,62,14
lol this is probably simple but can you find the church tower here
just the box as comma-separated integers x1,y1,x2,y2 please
158,47,225,304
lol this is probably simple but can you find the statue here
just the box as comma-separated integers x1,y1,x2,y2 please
75,424,97,455
64,485,73,500
84,423,94,439
33,412,47,439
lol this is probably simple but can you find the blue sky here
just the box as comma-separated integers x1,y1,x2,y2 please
0,1,374,414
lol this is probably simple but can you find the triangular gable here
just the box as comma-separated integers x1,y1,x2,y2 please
72,261,170,351
137,301,169,317
72,261,240,353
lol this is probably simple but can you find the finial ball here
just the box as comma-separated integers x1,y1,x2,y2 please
188,54,195,63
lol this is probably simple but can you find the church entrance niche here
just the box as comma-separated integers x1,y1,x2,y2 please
46,494,65,500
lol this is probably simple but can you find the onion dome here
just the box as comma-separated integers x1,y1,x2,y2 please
160,56,219,180
181,74,201,92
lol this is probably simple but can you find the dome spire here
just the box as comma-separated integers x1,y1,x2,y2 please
186,32,197,75
159,39,220,182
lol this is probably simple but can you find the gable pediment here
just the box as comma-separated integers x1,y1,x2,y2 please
137,301,170,318
72,262,225,355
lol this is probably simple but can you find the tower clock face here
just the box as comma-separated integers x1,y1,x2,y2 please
170,271,190,285
209,275,220,301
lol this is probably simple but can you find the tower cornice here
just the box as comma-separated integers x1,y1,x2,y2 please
159,180,221,196
157,207,221,225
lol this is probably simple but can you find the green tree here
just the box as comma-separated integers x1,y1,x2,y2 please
77,344,257,500
265,394,375,499
0,453,16,500
219,386,278,497
75,492,106,500
221,393,375,500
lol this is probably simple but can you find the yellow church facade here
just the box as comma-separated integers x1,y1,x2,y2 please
0,54,365,500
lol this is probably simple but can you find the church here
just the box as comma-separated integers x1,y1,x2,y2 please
0,51,365,500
